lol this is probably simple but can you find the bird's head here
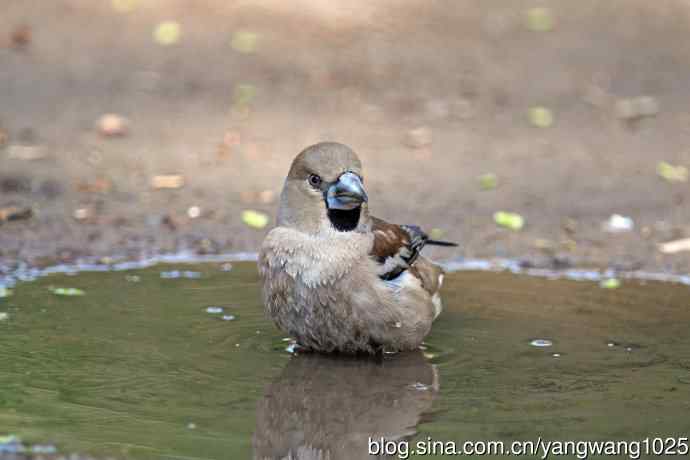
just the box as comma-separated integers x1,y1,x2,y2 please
277,142,369,234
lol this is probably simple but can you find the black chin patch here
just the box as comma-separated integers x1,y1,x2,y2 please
328,207,361,232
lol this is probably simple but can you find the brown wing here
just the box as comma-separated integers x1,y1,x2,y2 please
370,216,429,281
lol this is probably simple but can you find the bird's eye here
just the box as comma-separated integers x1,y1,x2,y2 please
307,174,322,188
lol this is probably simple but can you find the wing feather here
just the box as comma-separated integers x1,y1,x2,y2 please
370,217,429,281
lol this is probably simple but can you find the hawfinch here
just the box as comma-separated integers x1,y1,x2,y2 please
259,142,456,353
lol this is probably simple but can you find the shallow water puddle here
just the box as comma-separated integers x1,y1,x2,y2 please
0,263,689,459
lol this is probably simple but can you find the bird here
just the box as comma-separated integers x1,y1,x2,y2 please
259,142,457,354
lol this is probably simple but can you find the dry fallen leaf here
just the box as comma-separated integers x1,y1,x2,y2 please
615,96,659,120
151,175,185,189
258,190,275,204
658,238,690,254
0,206,32,223
10,24,31,49
76,177,112,193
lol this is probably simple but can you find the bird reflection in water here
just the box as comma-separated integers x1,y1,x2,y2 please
253,350,438,459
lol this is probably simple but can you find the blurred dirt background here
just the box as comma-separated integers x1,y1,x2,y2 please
1,0,690,274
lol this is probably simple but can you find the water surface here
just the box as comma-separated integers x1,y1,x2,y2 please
0,262,689,459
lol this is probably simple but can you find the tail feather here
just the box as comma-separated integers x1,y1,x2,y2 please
426,239,458,247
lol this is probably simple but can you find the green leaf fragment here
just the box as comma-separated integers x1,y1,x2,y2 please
231,31,259,54
657,161,688,183
234,84,256,106
600,278,621,289
494,211,525,231
50,287,86,296
153,21,181,46
478,173,498,190
528,106,554,128
429,228,445,240
525,7,554,32
242,210,269,229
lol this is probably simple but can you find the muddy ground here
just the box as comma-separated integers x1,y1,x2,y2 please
1,0,690,274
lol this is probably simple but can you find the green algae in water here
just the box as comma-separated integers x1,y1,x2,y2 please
1,263,690,459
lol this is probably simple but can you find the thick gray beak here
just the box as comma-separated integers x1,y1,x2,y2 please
326,172,368,210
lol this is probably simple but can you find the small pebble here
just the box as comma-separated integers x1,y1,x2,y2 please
73,208,92,221
658,238,690,254
7,144,46,160
602,214,634,233
97,114,128,137
220,263,233,272
31,444,57,454
405,126,433,148
410,382,431,391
